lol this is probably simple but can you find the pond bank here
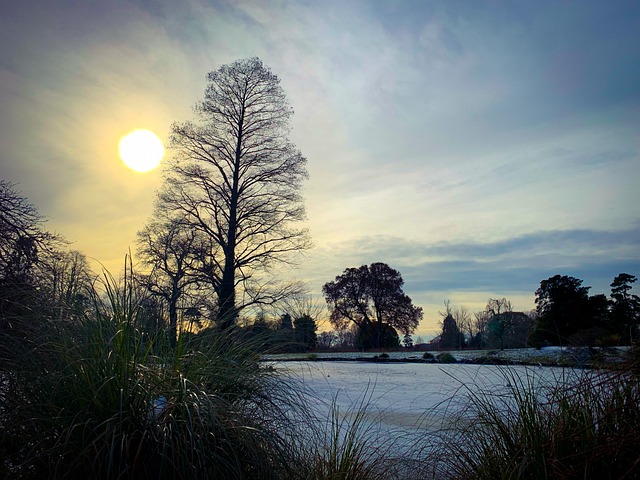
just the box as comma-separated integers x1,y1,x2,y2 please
263,346,631,368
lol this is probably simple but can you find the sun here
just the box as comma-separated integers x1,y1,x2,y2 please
118,129,164,172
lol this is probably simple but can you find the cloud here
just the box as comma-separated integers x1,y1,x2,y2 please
300,225,640,294
1,0,638,334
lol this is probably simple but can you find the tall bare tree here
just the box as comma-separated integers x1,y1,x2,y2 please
162,57,310,329
454,305,473,345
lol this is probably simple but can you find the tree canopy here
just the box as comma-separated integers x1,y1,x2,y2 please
322,262,422,349
610,273,640,342
533,275,591,345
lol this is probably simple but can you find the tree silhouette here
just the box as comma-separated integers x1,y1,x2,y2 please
137,215,202,347
322,262,422,349
610,273,640,342
533,275,590,345
162,58,310,329
0,180,59,283
440,314,464,349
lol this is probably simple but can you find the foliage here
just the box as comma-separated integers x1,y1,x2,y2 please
294,314,318,351
0,180,60,284
436,352,457,363
162,57,310,329
533,275,591,345
610,273,640,342
356,322,400,350
323,262,422,349
443,359,640,479
531,273,640,346
0,260,306,479
297,387,407,480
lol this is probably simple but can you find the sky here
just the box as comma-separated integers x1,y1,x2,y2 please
1,0,639,338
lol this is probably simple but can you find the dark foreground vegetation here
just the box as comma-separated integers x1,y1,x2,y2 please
1,264,639,479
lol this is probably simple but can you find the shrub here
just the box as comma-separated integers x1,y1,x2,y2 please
422,352,435,360
437,352,456,363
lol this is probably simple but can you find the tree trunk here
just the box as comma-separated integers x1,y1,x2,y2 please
217,106,243,330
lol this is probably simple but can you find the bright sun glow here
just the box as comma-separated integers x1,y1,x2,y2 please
118,129,164,172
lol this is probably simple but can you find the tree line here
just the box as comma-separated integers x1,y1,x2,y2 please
430,273,640,350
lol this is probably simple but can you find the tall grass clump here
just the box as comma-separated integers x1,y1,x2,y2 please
0,259,306,479
442,356,640,479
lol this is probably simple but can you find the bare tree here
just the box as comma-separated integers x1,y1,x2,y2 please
162,57,310,329
137,216,202,346
317,331,336,350
281,292,325,323
473,310,490,348
437,300,467,349
454,305,473,345
0,180,60,283
485,298,513,350
40,250,94,320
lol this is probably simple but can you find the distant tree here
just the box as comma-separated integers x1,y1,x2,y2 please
317,331,336,350
294,314,317,351
162,57,310,330
610,273,640,343
249,312,275,335
356,323,400,350
485,298,513,350
454,305,473,345
0,181,64,332
335,325,357,349
470,310,491,349
40,250,94,321
322,262,423,349
403,333,414,349
281,293,325,327
533,275,590,345
440,314,464,349
269,312,294,348
279,312,293,331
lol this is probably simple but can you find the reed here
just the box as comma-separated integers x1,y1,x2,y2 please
0,259,305,479
442,355,640,479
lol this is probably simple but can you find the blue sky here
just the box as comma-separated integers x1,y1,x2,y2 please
1,0,639,336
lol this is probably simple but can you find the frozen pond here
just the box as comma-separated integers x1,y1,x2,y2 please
276,361,582,443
